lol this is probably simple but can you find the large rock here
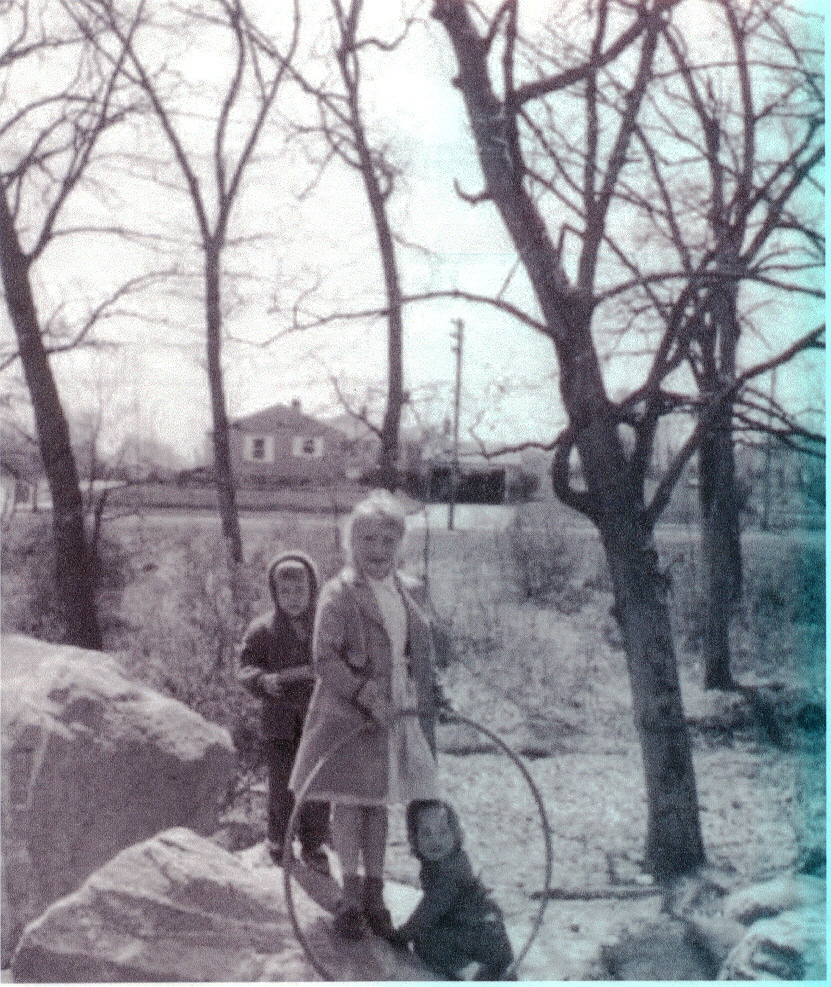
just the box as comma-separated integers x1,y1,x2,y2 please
12,828,433,982
599,919,718,981
1,635,236,964
719,907,826,981
599,871,826,981
718,876,826,981
723,874,825,925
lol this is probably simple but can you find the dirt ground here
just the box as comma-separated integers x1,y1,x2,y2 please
382,675,822,979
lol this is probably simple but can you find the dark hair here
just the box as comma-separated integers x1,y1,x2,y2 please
405,799,464,857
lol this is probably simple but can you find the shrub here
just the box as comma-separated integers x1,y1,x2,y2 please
113,520,344,773
663,534,826,684
115,531,265,770
502,504,582,606
1,513,132,644
1,514,62,641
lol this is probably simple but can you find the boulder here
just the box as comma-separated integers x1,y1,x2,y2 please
717,875,826,981
1,635,236,964
12,828,434,982
599,872,826,981
599,919,718,981
719,907,826,981
723,874,825,925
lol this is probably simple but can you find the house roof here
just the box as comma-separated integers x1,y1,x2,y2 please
232,403,345,437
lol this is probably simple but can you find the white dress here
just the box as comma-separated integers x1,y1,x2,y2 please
368,575,440,804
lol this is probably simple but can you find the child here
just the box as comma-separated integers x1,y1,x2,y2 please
237,552,329,872
391,799,515,982
289,491,441,940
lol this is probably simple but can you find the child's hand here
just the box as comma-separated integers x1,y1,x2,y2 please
259,673,285,698
358,680,393,727
368,694,394,728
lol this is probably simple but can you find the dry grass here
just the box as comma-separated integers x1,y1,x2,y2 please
2,506,824,841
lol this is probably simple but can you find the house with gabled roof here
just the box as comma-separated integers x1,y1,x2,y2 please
229,399,354,486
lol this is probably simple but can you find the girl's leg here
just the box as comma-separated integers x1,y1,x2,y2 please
331,804,362,874
361,807,393,937
331,804,365,939
361,806,388,878
468,922,515,980
413,926,472,979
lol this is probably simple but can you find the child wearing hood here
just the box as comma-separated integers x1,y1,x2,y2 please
391,799,515,981
237,551,330,871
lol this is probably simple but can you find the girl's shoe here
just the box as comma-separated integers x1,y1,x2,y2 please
300,846,331,876
363,904,394,939
332,903,365,940
362,875,394,938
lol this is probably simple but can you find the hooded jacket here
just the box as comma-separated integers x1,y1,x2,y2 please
237,551,320,741
399,800,504,940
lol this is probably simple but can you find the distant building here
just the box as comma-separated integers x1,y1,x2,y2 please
219,400,542,503
228,400,353,487
420,445,538,504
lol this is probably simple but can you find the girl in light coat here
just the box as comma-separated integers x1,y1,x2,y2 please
290,490,441,940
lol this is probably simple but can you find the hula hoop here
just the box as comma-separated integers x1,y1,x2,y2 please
282,709,552,981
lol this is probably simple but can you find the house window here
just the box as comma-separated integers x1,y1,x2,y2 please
243,434,274,463
292,436,324,459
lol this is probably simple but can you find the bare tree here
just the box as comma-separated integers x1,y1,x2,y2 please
431,0,823,877
0,0,145,648
71,0,301,563
656,0,824,689
251,0,418,491
588,0,823,687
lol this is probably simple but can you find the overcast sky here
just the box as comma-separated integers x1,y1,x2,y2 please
1,0,823,464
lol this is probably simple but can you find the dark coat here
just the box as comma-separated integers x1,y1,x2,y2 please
401,801,506,941
289,567,439,804
237,551,319,742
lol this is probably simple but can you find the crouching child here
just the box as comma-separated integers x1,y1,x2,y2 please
391,799,515,981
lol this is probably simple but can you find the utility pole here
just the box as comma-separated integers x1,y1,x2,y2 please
448,318,463,531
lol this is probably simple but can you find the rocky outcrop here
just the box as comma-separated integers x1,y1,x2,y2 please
600,871,826,981
716,875,826,981
1,635,236,964
12,828,433,982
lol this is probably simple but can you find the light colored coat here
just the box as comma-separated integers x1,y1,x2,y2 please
289,567,438,804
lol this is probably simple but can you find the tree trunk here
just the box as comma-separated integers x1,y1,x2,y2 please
204,243,243,564
349,81,403,492
698,280,742,690
0,187,102,649
698,408,741,689
561,335,705,878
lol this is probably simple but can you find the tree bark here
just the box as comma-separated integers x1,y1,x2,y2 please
336,20,404,492
698,407,742,689
204,242,243,564
559,334,705,878
359,153,403,492
0,186,102,649
698,284,742,691
434,0,704,878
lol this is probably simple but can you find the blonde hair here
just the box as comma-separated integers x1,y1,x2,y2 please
344,489,407,564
